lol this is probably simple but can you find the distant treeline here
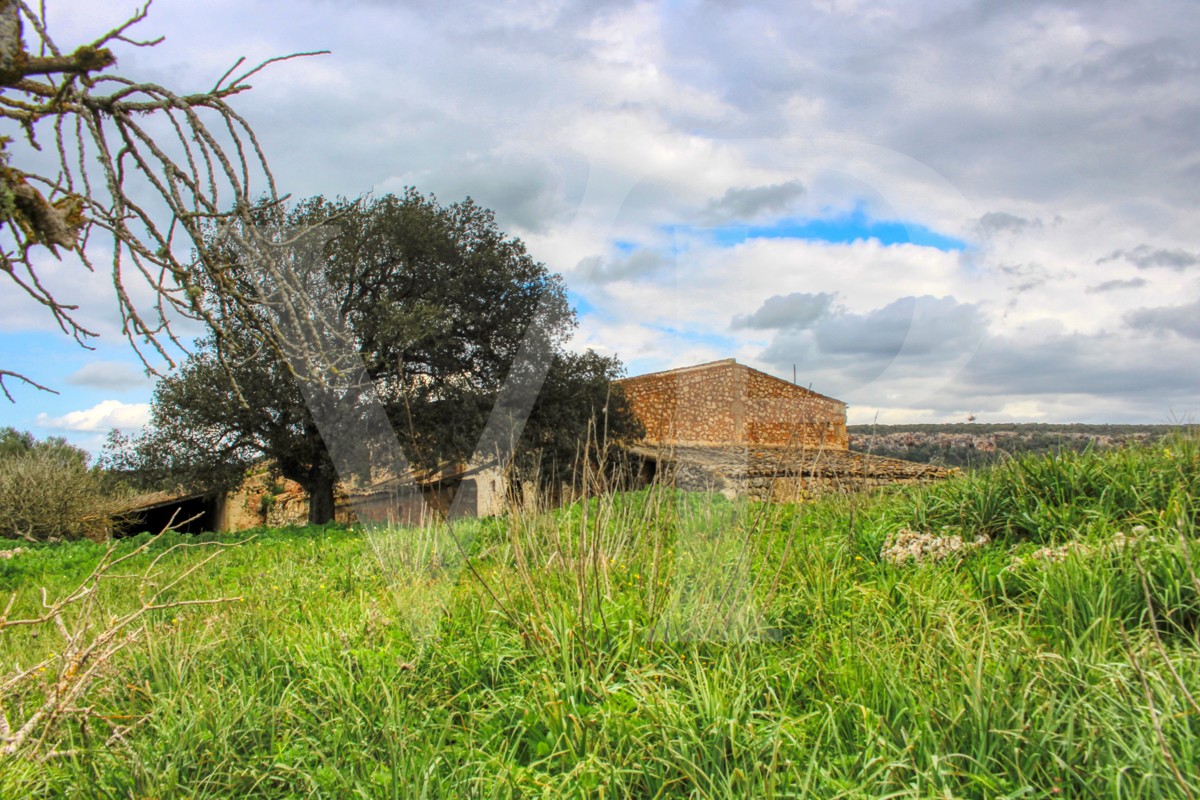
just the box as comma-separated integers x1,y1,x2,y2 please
848,423,1190,469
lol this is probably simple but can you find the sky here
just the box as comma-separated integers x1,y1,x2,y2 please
3,0,1200,452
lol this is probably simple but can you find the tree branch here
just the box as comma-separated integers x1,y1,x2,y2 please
0,369,59,402
0,46,115,84
0,0,327,396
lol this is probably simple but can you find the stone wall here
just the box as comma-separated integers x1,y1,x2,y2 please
742,368,848,448
619,359,740,443
618,359,848,449
634,444,950,501
217,471,460,530
341,483,452,527
217,472,309,531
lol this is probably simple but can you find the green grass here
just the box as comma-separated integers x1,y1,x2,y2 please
1,434,1199,798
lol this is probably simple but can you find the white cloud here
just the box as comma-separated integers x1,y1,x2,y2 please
65,362,152,392
4,0,1199,425
36,400,151,434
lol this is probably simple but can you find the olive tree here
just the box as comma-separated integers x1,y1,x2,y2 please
0,427,127,541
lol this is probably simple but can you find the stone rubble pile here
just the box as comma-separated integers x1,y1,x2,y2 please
880,528,991,565
1013,527,1141,566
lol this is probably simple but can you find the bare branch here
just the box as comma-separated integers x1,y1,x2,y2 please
0,0,327,393
218,50,331,93
0,368,60,401
85,0,152,51
0,520,250,758
0,46,116,82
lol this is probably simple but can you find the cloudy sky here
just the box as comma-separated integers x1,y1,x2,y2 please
4,0,1200,451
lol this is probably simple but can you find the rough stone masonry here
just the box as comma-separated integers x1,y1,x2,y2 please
617,359,947,498
616,358,848,449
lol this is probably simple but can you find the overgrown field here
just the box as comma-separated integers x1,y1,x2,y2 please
2,435,1199,798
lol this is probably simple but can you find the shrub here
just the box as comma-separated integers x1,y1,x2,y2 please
0,443,129,542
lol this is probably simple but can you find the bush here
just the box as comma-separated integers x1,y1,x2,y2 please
0,436,129,542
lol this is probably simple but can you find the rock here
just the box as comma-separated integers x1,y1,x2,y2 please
880,528,990,565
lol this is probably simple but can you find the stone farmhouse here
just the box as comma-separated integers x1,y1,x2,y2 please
617,359,947,501
123,358,944,533
121,462,503,535
617,358,848,450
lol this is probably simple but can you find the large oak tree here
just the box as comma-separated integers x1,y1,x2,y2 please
109,191,640,523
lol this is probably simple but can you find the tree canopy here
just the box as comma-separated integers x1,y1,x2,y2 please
0,425,86,464
108,191,641,523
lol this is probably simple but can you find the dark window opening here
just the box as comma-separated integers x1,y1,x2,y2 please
120,494,220,537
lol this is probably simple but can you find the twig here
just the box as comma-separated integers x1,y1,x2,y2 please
0,517,249,759
1135,557,1200,716
0,369,60,402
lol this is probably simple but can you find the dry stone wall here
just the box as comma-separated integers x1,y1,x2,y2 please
619,360,740,444
217,472,309,530
633,444,950,501
618,359,848,449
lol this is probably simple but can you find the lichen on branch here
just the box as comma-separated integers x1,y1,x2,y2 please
0,0,326,400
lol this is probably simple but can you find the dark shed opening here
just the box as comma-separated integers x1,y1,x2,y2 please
120,493,221,536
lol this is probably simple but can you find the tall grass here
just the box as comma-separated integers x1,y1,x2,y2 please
898,433,1200,543
0,433,1198,797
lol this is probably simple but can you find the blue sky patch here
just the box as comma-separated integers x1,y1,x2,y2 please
671,207,968,251
567,290,597,317
643,324,738,351
0,331,152,453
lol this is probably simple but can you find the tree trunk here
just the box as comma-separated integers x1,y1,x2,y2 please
302,422,337,526
308,468,336,525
